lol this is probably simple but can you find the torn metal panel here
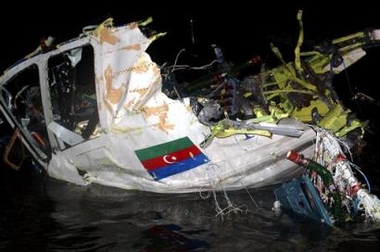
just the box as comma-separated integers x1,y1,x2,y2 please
0,11,379,201
274,130,380,226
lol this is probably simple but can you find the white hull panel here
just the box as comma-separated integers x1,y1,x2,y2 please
2,16,374,195
46,119,315,193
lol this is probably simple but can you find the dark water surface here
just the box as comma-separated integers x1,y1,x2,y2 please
2,5,380,251
1,166,380,252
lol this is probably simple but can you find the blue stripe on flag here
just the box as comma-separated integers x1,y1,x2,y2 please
149,153,209,180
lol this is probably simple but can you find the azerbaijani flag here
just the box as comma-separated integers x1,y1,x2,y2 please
135,137,210,180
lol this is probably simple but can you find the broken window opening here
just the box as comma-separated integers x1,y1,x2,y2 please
0,64,51,160
48,45,99,150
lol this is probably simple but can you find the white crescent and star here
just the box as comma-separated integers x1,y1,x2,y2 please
163,155,177,164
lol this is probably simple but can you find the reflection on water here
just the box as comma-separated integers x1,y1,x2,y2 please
1,167,380,252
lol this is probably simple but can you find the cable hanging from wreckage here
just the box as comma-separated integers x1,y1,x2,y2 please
160,10,380,224
162,10,380,148
1,11,380,224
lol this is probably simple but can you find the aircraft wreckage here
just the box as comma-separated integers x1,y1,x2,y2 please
0,11,380,225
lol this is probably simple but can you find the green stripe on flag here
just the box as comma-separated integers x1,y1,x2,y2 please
135,137,194,161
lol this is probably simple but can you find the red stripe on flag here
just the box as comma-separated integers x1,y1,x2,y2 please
142,145,202,171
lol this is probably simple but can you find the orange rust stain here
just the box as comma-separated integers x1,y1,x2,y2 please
133,64,150,74
128,22,138,30
120,44,141,51
130,87,149,97
157,114,174,133
104,65,124,104
112,62,155,78
98,27,120,45
132,56,153,74
142,102,174,133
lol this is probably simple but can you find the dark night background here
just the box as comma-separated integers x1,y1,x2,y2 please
3,2,380,153
1,2,380,251
2,2,380,69
2,2,380,154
